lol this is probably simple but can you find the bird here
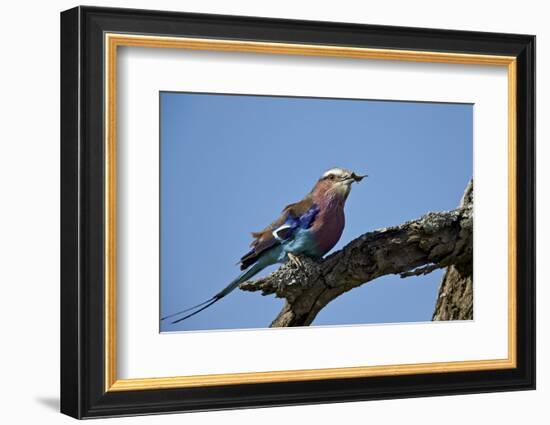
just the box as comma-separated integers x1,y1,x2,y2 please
162,167,367,325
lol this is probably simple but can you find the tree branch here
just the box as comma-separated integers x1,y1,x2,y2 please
240,181,473,327
432,180,474,320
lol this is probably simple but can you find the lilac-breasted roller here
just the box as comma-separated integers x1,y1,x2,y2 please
162,167,366,325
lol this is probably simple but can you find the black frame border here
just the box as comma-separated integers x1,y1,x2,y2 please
61,6,535,419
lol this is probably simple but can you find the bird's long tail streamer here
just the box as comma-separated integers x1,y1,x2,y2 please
161,262,265,325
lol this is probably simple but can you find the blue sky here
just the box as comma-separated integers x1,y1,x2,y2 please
160,92,472,332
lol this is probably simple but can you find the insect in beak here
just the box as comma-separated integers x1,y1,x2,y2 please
351,172,368,182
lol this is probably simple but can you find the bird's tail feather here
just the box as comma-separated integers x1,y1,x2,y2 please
162,262,265,325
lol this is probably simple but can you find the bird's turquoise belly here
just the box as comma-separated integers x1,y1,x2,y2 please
281,228,321,258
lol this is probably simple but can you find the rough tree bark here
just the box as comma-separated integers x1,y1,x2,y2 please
432,180,473,320
240,181,473,327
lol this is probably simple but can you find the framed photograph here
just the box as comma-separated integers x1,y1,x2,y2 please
60,6,535,419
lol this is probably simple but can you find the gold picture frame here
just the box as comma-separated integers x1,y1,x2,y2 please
104,33,517,392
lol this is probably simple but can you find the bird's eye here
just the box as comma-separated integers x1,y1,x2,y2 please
328,175,335,180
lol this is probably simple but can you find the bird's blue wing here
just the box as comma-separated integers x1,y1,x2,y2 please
298,204,320,229
272,204,320,241
240,200,319,270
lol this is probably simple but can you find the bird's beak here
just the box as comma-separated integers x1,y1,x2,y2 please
350,172,367,183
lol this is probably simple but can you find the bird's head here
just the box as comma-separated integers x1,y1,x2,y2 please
313,167,367,200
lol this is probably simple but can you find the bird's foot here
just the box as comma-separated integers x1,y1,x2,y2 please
287,252,304,270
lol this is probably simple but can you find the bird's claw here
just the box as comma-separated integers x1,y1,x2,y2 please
287,252,304,269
